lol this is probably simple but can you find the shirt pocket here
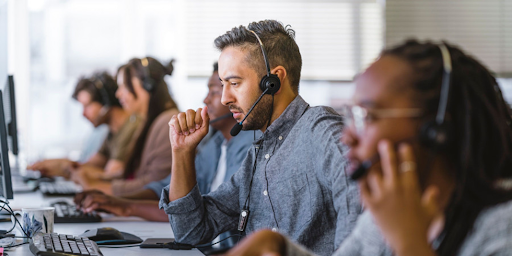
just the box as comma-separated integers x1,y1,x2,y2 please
269,171,313,234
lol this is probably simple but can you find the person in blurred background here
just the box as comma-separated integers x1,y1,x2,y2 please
28,71,141,180
74,63,255,232
222,40,512,256
71,57,179,197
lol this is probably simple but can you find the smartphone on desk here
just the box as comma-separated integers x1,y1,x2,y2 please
140,238,175,248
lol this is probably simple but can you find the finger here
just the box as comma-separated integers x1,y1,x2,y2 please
421,186,440,220
177,112,190,135
169,115,182,135
201,106,210,129
378,140,398,185
366,171,383,199
195,108,203,129
81,195,96,210
74,192,86,206
398,143,420,190
28,162,42,170
186,109,197,134
84,203,100,213
358,179,373,206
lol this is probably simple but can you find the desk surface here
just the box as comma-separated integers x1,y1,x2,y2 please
1,189,204,256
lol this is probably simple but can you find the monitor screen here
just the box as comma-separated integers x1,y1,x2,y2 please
0,0,7,88
4,75,18,155
0,90,13,199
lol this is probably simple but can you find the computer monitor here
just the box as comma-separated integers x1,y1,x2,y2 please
0,90,13,199
4,75,18,155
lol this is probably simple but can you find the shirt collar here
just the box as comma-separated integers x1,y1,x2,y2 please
258,95,309,142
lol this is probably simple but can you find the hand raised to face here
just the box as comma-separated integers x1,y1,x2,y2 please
359,140,441,255
168,107,210,152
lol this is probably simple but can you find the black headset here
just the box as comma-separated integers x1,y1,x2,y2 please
141,57,156,92
248,30,281,95
230,30,282,137
91,75,112,107
419,44,453,151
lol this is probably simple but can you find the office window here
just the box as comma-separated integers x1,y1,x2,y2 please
20,0,382,161
386,0,512,77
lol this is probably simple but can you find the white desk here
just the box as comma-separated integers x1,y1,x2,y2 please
1,190,204,256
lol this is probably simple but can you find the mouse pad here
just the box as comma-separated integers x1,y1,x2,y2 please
95,231,143,245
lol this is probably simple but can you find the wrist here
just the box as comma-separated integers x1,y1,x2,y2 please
172,147,196,156
121,200,133,217
395,238,434,256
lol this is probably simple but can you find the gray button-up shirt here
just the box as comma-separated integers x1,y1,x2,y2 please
160,95,362,256
284,200,512,256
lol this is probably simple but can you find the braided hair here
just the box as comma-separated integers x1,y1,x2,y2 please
383,39,512,255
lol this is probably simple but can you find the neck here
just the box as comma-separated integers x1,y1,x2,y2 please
424,157,456,212
108,107,130,133
424,157,456,241
260,91,297,133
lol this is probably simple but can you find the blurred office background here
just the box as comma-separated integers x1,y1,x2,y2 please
2,0,512,163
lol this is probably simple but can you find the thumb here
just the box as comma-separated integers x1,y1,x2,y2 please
201,106,210,128
421,185,440,220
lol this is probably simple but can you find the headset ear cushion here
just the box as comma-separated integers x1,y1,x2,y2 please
259,74,281,95
143,78,155,92
420,120,451,151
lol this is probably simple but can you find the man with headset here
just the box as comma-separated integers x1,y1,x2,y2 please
28,72,141,180
163,20,361,255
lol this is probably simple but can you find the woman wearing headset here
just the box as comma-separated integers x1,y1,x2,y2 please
72,57,179,197
222,40,512,255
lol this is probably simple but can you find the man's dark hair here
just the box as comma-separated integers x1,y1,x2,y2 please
383,40,512,256
72,71,121,108
214,20,302,93
213,62,218,73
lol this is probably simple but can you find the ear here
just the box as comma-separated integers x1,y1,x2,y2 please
271,65,287,95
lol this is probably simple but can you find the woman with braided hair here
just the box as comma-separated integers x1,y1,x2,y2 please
222,40,512,256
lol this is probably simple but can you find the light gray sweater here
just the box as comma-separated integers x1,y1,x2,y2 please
286,200,512,256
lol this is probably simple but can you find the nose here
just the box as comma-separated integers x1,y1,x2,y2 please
115,89,121,99
203,94,209,105
221,84,234,106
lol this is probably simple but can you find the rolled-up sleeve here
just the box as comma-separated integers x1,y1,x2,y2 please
159,184,203,214
158,170,242,245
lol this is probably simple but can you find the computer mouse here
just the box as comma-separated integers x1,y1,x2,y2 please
78,227,143,245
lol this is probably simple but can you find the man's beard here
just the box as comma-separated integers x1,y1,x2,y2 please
231,95,273,131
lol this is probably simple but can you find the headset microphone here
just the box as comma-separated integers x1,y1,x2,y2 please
230,88,269,136
350,157,378,181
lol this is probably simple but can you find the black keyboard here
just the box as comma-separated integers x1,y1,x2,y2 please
52,202,102,223
30,233,103,256
39,181,82,196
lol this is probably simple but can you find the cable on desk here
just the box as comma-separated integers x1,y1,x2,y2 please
98,244,142,248
162,234,244,250
1,241,29,248
0,199,30,238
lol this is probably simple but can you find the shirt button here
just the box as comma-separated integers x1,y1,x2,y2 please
272,228,277,232
278,136,283,140
263,190,268,196
265,154,270,159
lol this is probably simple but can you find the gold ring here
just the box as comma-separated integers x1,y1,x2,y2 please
400,161,416,173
